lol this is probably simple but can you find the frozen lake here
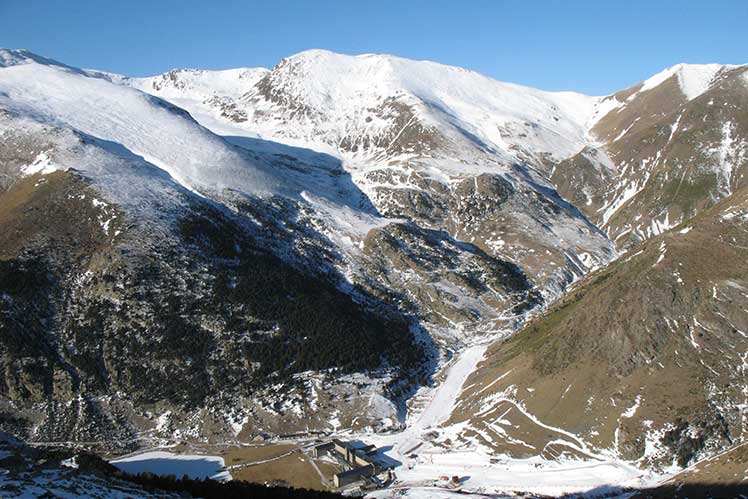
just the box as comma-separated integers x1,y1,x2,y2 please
110,451,231,481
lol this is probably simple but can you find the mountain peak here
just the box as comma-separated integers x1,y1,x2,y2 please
640,62,740,100
0,48,72,69
282,48,402,65
0,48,42,67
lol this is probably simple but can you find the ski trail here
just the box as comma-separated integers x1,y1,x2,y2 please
397,344,487,454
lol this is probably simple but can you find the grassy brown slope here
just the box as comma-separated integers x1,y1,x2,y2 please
661,442,748,490
0,171,122,259
448,186,748,468
618,443,748,498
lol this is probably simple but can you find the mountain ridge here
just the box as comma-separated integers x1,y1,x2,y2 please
1,46,747,495
0,47,613,450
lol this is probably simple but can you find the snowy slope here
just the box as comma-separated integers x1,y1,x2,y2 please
636,63,733,101
121,49,600,171
129,67,268,102
0,48,82,70
0,48,389,229
118,57,740,167
0,55,281,198
250,50,596,159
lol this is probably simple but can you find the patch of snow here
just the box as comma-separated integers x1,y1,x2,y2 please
716,121,736,194
622,395,642,418
654,241,667,267
667,112,683,143
598,162,653,228
612,118,639,142
0,59,281,199
128,67,268,103
587,95,624,132
675,64,726,100
22,150,59,175
688,326,700,350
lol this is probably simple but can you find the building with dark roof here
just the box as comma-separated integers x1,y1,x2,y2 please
312,439,391,488
333,464,375,487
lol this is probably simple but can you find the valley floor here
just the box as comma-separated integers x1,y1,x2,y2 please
108,344,669,498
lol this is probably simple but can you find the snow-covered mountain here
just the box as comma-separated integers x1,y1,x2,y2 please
1,46,747,495
0,47,616,449
120,50,620,296
125,49,598,162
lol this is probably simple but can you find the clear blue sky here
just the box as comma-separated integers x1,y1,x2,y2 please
1,0,746,95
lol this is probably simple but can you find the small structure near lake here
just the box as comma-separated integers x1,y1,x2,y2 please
312,439,391,488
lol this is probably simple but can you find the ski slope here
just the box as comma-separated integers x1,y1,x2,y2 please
0,48,387,235
359,346,665,498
